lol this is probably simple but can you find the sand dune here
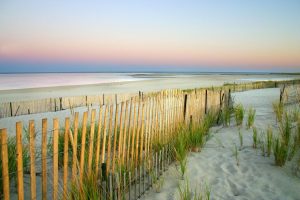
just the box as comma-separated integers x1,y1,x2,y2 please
142,88,300,200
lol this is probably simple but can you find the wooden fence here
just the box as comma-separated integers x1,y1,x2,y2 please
0,93,137,119
0,87,229,200
1,79,299,119
281,84,300,105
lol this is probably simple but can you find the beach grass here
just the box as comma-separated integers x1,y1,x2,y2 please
234,104,245,126
0,135,30,191
246,107,256,129
273,101,284,123
266,126,273,157
273,138,288,167
252,126,258,149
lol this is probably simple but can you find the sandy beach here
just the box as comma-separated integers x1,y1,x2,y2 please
141,88,300,200
1,74,300,200
1,73,300,103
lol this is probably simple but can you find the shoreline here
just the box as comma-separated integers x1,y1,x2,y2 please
1,73,300,103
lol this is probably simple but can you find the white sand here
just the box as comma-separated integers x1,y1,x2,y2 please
142,88,300,200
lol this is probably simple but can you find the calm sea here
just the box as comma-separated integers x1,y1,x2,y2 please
0,73,146,90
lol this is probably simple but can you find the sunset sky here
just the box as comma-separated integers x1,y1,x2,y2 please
0,0,299,72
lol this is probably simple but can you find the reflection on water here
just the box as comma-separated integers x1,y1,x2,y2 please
0,73,146,90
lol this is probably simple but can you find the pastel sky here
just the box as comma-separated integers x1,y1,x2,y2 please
0,0,300,72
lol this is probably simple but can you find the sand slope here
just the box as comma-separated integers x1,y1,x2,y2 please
142,88,300,200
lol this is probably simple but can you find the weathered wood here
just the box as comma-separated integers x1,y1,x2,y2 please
112,104,120,173
205,89,208,114
87,109,96,174
183,94,188,121
95,106,103,177
135,100,142,166
122,100,129,165
63,118,70,200
9,102,13,117
72,112,79,180
101,106,109,163
0,129,10,200
117,102,125,162
16,122,24,200
29,120,37,200
42,119,47,200
53,118,59,200
126,98,133,167
106,105,114,174
130,98,138,167
139,102,145,163
79,111,88,180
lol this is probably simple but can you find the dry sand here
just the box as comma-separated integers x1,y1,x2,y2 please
142,88,300,200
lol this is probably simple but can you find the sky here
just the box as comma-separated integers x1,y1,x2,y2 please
0,0,300,73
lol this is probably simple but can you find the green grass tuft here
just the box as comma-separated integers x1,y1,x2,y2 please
234,104,245,126
252,126,258,149
246,107,256,129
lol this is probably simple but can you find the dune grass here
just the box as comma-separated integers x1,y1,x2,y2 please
273,101,284,123
266,126,273,157
273,138,288,167
178,180,211,200
246,107,256,129
66,171,102,200
234,104,245,126
0,135,30,191
222,107,232,127
173,129,188,179
252,126,258,149
279,113,292,146
188,124,205,152
238,129,243,148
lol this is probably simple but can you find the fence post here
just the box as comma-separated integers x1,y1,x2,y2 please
88,110,96,175
9,102,13,117
205,89,208,114
1,129,10,200
60,97,63,110
79,112,88,181
228,89,231,107
16,122,24,200
42,119,48,200
29,120,37,200
53,118,59,200
183,94,188,121
72,112,79,181
63,118,70,200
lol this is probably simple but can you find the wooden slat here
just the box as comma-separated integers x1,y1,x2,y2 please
53,118,59,200
135,100,142,166
16,122,24,200
106,105,114,174
117,102,124,162
122,100,129,165
95,106,103,177
0,129,10,200
87,109,96,174
72,112,79,180
63,118,70,200
101,106,108,163
139,102,145,163
29,120,36,200
112,104,119,173
126,98,133,167
79,111,88,180
41,119,47,200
